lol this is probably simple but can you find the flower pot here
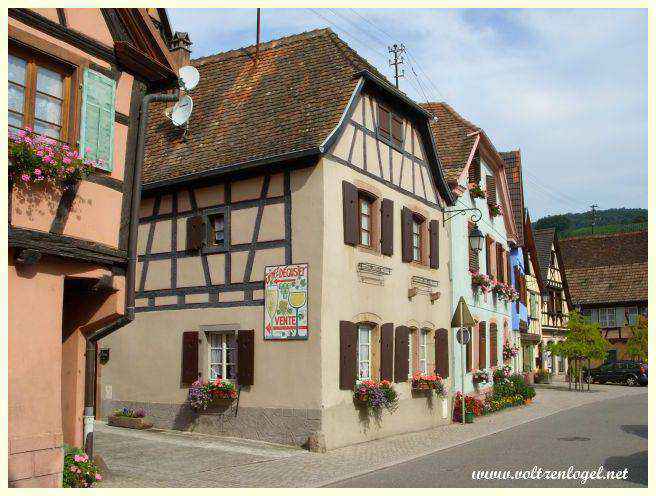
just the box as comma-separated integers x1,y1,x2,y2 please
465,412,475,423
108,415,153,430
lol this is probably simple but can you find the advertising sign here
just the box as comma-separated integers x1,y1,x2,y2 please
264,263,308,340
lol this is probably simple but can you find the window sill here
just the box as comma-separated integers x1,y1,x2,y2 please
356,244,381,256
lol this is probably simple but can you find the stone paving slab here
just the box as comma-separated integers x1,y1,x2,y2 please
97,384,647,488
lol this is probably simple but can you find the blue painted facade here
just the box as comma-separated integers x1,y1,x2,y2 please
509,245,528,372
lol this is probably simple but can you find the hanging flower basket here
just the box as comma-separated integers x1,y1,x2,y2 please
353,379,398,414
468,182,486,199
503,342,520,361
9,128,96,187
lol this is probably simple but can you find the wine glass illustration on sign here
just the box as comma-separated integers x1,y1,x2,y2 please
288,286,307,337
265,286,279,338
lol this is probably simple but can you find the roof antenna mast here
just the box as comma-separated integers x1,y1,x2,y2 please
255,8,261,63
388,43,405,89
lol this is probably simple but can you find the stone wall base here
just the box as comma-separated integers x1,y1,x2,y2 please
8,446,63,488
102,399,322,448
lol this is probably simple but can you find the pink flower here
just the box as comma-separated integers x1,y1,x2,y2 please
36,150,44,157
63,157,71,164
85,146,92,153
95,474,102,481
34,168,42,176
73,454,88,463
66,167,75,173
18,129,27,138
21,174,30,182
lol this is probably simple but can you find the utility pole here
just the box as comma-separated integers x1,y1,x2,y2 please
255,8,261,62
388,43,405,88
590,204,598,234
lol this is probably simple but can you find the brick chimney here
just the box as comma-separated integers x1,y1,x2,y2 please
169,31,192,68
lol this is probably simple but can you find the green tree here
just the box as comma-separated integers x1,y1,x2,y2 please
626,316,648,362
548,311,610,390
535,214,572,235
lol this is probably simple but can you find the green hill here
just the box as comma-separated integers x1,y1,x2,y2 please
533,208,647,238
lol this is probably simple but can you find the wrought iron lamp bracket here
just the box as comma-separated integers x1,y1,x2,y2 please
442,207,482,226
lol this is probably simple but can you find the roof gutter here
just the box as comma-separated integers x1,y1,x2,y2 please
84,87,180,458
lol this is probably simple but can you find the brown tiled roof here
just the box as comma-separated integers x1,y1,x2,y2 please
500,150,524,246
142,28,393,186
560,231,648,305
420,102,479,184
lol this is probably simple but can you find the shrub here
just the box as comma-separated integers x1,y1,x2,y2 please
63,445,102,488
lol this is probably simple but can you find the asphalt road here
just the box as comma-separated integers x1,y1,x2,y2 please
331,391,648,487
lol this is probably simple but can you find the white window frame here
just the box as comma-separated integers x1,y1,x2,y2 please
412,218,421,262
599,307,616,328
208,332,237,382
357,324,372,380
419,330,428,374
408,330,415,378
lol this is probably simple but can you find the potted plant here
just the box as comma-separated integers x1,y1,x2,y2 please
63,445,103,488
489,203,502,217
453,392,484,422
353,379,398,415
188,378,238,411
468,182,486,199
411,371,446,396
472,369,490,386
9,128,96,187
502,341,519,361
108,407,153,430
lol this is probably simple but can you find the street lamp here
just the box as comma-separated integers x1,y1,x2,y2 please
469,223,484,253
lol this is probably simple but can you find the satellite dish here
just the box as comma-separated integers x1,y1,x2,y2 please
179,65,200,91
170,95,193,126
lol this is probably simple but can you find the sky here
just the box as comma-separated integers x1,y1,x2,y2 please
168,8,648,219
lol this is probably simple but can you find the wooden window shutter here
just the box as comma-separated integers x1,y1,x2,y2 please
489,324,498,366
181,331,199,384
434,328,449,379
485,237,493,277
486,175,497,205
497,245,504,282
478,321,487,369
468,222,479,272
468,153,481,184
378,105,391,137
342,181,359,246
429,219,439,269
380,323,395,381
237,329,255,386
339,321,358,389
394,326,410,382
466,334,472,371
80,68,116,171
506,252,512,288
401,207,413,262
186,215,205,251
391,115,403,144
380,198,394,256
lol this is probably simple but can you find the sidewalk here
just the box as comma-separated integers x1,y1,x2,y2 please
97,384,647,487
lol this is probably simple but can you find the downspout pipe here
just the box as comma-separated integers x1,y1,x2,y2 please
84,87,180,456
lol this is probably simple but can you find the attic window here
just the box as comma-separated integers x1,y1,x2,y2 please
377,104,404,148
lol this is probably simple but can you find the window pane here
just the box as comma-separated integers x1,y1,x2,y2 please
210,348,222,364
34,120,60,139
210,364,221,381
360,200,370,214
226,363,237,380
9,55,27,84
35,93,62,125
9,82,25,114
361,215,369,231
8,111,23,130
361,231,370,246
412,220,420,235
36,66,63,98
359,361,370,379
413,246,420,261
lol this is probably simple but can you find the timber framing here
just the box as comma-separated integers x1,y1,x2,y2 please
135,172,292,312
9,227,127,267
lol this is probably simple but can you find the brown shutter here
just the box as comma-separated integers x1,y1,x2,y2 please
478,321,487,369
378,105,391,137
394,326,409,382
468,221,479,272
486,175,497,205
380,323,394,381
468,153,481,184
401,207,413,262
466,334,472,371
485,236,493,277
434,328,449,378
186,215,205,251
237,329,255,386
489,324,498,366
339,321,358,389
380,198,394,256
506,252,512,288
181,331,199,384
391,115,403,144
429,219,439,269
342,181,359,246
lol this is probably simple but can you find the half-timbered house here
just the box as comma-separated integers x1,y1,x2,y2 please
99,28,455,451
8,8,180,487
534,228,572,376
422,102,518,394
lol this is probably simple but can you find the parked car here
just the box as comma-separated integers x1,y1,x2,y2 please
584,360,648,386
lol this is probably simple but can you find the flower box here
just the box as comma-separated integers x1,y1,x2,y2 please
189,378,238,411
489,203,502,217
411,371,446,396
108,415,153,430
353,379,398,414
468,183,486,199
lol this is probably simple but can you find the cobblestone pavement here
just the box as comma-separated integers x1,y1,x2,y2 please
97,384,647,487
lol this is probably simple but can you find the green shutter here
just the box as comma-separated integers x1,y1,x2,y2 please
80,68,115,172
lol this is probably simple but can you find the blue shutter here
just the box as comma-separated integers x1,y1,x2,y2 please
80,69,115,172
